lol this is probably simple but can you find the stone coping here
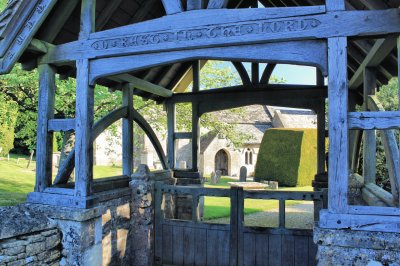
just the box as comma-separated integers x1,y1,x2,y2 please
0,204,56,240
314,225,400,251
0,203,107,240
24,203,106,222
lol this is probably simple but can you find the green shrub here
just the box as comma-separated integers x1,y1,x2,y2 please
254,128,317,187
0,96,17,156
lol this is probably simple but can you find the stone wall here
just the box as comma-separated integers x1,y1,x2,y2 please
0,205,62,266
101,196,132,266
314,226,400,265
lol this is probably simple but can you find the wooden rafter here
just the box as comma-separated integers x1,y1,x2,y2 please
95,0,123,31
116,74,173,98
161,0,183,15
349,38,397,89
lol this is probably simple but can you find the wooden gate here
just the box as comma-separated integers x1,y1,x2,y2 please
154,183,326,266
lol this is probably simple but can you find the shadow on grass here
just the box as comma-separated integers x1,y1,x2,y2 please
0,190,28,206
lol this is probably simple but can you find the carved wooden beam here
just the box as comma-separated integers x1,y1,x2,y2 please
43,8,400,65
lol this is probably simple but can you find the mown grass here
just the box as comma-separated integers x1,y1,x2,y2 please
203,176,313,220
0,154,123,206
1,156,313,222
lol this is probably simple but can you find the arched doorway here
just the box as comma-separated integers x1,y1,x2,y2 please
215,149,229,176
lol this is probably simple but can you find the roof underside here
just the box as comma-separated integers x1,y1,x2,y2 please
3,0,400,100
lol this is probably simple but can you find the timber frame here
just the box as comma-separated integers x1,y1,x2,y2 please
0,0,399,233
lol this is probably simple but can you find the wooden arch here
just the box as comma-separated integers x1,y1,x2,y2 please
53,107,168,185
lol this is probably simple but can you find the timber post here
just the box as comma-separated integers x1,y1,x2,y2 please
74,0,96,198
191,60,200,172
122,86,134,176
167,103,176,169
326,0,349,214
35,63,56,192
363,68,377,184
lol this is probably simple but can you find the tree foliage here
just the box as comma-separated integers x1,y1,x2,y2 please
0,94,17,156
374,78,399,190
0,65,120,152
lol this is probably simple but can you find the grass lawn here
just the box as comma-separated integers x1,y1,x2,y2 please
1,155,313,222
0,154,123,206
203,176,313,220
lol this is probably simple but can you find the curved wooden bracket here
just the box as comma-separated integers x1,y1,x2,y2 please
53,107,168,185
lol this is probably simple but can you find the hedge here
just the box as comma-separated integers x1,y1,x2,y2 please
254,128,317,187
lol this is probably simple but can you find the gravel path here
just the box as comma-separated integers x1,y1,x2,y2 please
207,202,314,229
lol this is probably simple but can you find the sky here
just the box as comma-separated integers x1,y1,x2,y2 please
272,64,317,85
241,63,318,85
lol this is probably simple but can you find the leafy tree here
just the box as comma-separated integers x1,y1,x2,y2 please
0,94,17,156
0,65,121,153
374,78,399,190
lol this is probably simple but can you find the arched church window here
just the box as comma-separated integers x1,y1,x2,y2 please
245,148,253,165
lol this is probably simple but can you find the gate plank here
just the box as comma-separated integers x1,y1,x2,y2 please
268,235,282,265
194,228,207,266
282,235,295,266
183,227,195,265
218,230,230,266
172,226,184,265
294,236,309,266
207,229,218,266
255,234,268,266
308,236,318,266
162,225,173,264
243,233,256,266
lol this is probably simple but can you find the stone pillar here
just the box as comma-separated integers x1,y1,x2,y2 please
50,207,105,266
11,204,106,266
314,226,400,265
129,165,174,266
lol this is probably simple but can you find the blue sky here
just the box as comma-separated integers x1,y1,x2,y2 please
272,64,317,85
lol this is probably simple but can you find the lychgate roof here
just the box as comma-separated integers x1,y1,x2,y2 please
0,0,398,98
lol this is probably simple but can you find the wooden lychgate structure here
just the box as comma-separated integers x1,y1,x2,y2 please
0,0,400,264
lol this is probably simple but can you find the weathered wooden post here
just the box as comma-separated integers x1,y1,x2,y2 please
192,60,200,172
35,63,56,192
74,0,96,198
122,87,134,176
167,103,176,169
363,68,377,183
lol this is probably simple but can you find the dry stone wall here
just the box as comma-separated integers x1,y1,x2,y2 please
0,205,62,266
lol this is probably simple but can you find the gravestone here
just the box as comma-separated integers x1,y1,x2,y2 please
239,166,247,182
211,170,222,184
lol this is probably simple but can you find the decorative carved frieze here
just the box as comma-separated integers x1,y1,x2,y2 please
91,18,321,50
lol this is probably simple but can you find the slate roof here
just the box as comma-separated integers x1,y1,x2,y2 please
200,105,273,152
